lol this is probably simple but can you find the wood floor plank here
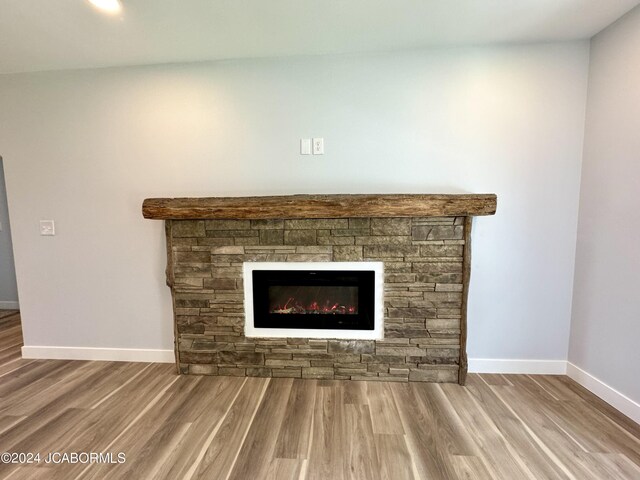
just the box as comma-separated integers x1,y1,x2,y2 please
0,408,94,479
464,375,573,480
0,317,21,330
0,366,100,449
0,312,20,330
489,381,611,479
439,383,537,480
0,327,21,342
189,377,270,480
392,383,462,480
508,375,640,465
343,404,381,480
0,328,22,349
367,382,404,435
227,378,294,480
450,455,495,480
0,350,20,365
0,345,21,363
555,375,640,439
43,364,177,480
137,375,248,479
532,375,586,402
0,360,73,398
82,376,203,479
0,319,20,330
0,415,25,435
264,458,305,479
578,453,640,479
0,371,58,415
3,361,113,416
553,398,640,465
0,363,154,468
0,342,22,357
343,380,368,405
68,361,150,409
96,420,193,480
274,379,317,459
479,373,512,386
0,337,21,352
414,383,480,456
0,330,21,345
78,374,181,480
0,358,35,378
375,434,414,480
306,384,345,480
0,337,21,351
5,466,55,480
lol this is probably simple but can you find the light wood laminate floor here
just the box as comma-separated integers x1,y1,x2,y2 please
1,313,639,479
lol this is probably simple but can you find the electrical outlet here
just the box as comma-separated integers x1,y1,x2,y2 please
40,220,55,236
312,138,324,155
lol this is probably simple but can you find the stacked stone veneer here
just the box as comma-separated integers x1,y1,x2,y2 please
167,216,466,382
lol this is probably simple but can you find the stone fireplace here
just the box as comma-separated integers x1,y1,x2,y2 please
142,194,496,384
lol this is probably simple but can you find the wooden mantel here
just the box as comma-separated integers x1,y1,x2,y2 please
142,193,497,220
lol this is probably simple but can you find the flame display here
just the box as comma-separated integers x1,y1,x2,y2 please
271,296,358,315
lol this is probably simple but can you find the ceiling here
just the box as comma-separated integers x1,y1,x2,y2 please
1,0,638,74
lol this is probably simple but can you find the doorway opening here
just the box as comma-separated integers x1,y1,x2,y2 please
0,157,21,342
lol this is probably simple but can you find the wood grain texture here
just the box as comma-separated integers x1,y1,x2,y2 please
142,193,497,220
165,220,181,372
0,313,22,367
459,216,472,384
375,433,415,480
1,319,639,479
189,377,269,479
227,378,293,480
274,379,316,459
343,403,381,479
367,382,405,435
0,310,20,328
306,384,344,480
392,383,470,479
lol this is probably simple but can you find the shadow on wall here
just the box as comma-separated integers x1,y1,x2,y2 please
0,157,19,309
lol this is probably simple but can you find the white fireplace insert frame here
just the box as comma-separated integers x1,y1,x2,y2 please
242,262,384,340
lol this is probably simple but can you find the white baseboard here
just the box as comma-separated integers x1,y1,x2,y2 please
0,301,19,310
21,345,175,363
567,362,640,425
468,358,567,375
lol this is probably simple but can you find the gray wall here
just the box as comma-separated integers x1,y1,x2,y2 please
570,6,640,403
0,157,19,308
0,43,589,359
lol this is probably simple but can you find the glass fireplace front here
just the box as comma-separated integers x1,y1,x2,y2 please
251,269,375,330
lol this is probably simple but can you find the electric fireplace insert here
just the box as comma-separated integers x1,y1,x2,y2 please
243,262,384,339
251,269,374,330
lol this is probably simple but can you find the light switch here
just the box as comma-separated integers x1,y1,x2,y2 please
40,220,55,236
300,138,311,155
312,138,324,155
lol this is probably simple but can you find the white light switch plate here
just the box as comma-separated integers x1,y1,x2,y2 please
300,138,311,155
313,138,324,155
40,220,55,236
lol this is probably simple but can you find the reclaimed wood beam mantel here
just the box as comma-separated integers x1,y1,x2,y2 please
142,193,497,220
